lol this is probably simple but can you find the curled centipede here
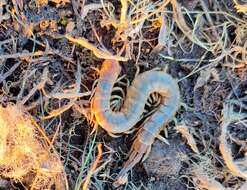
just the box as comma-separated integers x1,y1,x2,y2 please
91,59,180,185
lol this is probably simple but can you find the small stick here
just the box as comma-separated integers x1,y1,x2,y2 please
0,51,52,60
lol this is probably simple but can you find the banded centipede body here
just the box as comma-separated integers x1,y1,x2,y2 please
91,59,180,185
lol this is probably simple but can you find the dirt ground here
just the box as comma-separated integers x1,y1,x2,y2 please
0,0,247,190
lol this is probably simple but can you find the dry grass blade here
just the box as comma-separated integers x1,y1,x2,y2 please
46,91,92,99
170,0,209,50
0,61,21,83
82,143,103,190
82,3,110,20
120,0,128,27
42,62,90,119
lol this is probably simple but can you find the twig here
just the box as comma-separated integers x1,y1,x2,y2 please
0,51,53,60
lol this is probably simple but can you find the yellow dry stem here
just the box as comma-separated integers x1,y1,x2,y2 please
120,0,128,28
65,34,128,61
0,104,66,190
42,99,76,119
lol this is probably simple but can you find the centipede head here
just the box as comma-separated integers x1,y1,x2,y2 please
113,128,155,186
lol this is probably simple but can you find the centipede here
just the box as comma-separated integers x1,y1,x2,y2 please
91,59,180,185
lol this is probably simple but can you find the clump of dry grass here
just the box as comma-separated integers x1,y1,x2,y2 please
0,104,68,190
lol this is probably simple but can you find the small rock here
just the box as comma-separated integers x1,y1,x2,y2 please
143,139,187,177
